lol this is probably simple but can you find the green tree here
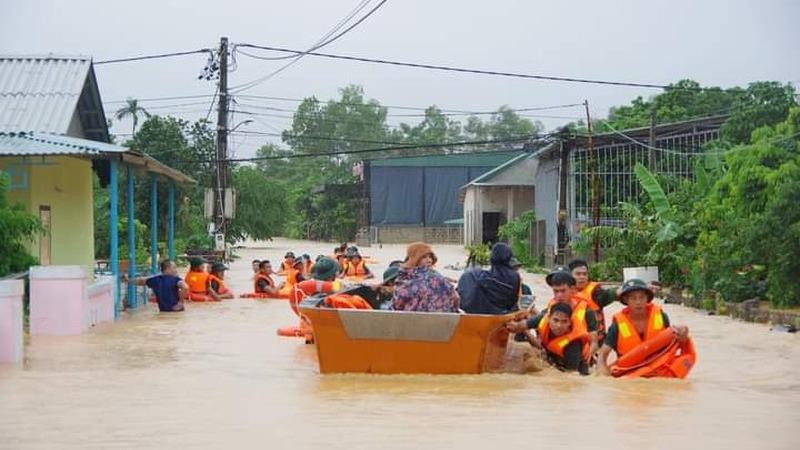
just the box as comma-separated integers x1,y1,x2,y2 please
0,172,41,275
115,98,151,136
226,166,288,242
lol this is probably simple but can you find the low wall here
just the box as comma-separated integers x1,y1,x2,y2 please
371,226,463,244
664,288,800,329
0,279,24,363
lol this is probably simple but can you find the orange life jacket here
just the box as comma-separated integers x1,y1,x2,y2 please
284,268,301,285
185,270,210,294
344,259,368,277
254,273,275,293
575,281,606,335
324,293,372,310
289,279,341,315
280,259,293,273
537,301,590,360
612,304,666,357
208,274,229,294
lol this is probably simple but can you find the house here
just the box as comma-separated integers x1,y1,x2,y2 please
363,150,522,243
459,152,537,246
0,55,193,316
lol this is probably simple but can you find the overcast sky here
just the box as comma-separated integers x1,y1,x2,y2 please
2,0,798,157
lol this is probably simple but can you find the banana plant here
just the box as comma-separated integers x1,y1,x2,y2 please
633,163,681,242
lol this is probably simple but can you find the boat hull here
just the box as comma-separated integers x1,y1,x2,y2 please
299,305,514,374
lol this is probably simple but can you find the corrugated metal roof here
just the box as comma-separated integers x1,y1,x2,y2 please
368,150,522,167
0,131,126,156
0,55,92,134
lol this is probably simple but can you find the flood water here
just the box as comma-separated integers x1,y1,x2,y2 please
1,239,798,449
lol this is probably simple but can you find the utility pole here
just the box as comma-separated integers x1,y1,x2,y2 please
584,100,600,262
215,36,229,251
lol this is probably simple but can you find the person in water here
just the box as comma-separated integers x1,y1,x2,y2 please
507,267,599,352
184,257,213,301
209,262,234,300
279,252,296,274
567,259,620,342
251,259,261,276
340,247,374,279
391,242,459,313
255,260,282,295
508,301,590,375
126,259,187,312
596,278,690,376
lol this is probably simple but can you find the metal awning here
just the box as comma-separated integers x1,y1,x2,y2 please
0,131,194,184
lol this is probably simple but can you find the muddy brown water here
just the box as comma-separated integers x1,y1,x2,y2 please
1,239,798,449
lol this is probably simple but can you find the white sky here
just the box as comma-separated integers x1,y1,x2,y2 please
1,0,798,157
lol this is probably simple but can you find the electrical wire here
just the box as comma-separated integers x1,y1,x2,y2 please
236,44,673,90
176,133,550,164
230,0,388,92
95,49,212,65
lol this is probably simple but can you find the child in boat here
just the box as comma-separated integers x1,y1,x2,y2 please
373,266,400,309
509,301,590,375
209,262,234,300
126,259,187,312
340,247,374,280
184,257,213,302
596,279,691,377
255,260,282,295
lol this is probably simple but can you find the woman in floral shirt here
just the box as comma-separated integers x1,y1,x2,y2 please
391,242,460,313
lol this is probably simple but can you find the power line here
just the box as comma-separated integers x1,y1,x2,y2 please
236,44,674,90
230,0,388,93
95,49,212,65
104,94,218,105
176,133,548,163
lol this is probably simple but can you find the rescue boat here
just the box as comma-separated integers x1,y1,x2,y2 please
298,296,514,374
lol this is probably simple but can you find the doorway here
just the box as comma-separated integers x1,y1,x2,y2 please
482,212,502,244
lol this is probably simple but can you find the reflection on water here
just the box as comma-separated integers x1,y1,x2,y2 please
1,242,798,450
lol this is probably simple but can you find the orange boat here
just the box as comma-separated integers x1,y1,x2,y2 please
298,298,514,375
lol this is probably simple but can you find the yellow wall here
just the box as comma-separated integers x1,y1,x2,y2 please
0,156,95,272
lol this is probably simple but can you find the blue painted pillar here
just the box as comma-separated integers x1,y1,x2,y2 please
167,182,175,260
150,175,158,274
109,159,120,319
126,166,137,309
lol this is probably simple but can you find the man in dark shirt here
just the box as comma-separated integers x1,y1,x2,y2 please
525,302,590,375
126,259,187,312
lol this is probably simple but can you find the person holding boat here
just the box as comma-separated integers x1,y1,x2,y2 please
596,279,696,378
391,242,460,312
511,301,591,375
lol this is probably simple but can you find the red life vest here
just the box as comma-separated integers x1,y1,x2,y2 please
344,260,367,277
612,304,666,357
575,281,606,336
537,301,590,360
254,273,275,293
185,270,209,294
208,274,229,294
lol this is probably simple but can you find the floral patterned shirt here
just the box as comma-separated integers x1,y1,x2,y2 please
391,266,460,312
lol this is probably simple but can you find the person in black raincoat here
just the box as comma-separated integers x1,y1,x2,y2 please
457,242,521,315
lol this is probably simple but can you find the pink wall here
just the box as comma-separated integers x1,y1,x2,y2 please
0,279,24,363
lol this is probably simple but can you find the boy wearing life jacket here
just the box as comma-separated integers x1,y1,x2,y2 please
184,257,214,302
125,259,187,312
209,262,234,300
255,260,282,295
340,247,374,279
596,278,691,377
